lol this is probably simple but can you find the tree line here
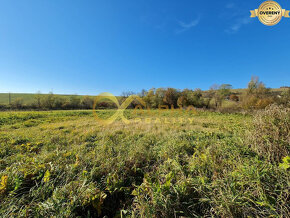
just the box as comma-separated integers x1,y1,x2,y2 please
1,77,289,111
126,76,289,112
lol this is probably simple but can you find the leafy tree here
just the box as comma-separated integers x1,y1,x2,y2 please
54,96,64,109
154,88,166,108
81,96,94,109
143,88,156,108
210,84,232,108
187,89,204,108
43,92,55,109
69,95,81,109
163,88,179,107
218,84,232,97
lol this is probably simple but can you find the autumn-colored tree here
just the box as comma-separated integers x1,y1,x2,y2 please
177,96,188,107
163,88,179,107
247,76,269,96
241,77,272,109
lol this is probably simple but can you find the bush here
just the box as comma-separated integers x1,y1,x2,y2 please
11,98,24,109
278,88,290,107
81,96,94,109
247,104,290,163
241,95,274,110
229,94,239,102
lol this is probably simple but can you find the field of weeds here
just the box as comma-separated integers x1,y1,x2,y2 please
0,107,289,217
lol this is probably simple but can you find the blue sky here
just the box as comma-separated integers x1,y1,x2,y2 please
0,0,289,95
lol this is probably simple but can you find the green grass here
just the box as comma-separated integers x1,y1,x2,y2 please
0,109,289,217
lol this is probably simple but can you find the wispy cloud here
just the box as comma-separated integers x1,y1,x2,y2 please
226,3,235,9
225,16,251,34
223,2,252,34
176,16,200,34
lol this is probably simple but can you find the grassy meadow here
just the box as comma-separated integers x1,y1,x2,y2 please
0,108,289,217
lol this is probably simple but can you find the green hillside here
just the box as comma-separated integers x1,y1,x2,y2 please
0,93,87,105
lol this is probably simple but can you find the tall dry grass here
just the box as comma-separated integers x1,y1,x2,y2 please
248,104,289,162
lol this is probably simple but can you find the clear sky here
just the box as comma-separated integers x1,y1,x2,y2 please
0,0,289,95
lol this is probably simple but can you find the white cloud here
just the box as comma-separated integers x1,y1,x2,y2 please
225,16,251,33
176,16,200,34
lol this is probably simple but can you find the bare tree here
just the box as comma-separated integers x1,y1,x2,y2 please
35,91,42,109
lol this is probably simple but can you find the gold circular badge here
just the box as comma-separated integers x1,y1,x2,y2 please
258,1,282,26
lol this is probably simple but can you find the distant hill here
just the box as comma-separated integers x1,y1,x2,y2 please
0,93,90,105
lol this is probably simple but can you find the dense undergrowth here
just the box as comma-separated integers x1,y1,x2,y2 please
0,106,289,217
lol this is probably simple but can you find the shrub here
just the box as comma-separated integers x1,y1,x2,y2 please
278,88,290,107
229,94,239,102
241,95,273,110
81,96,94,109
11,98,24,109
247,104,290,162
